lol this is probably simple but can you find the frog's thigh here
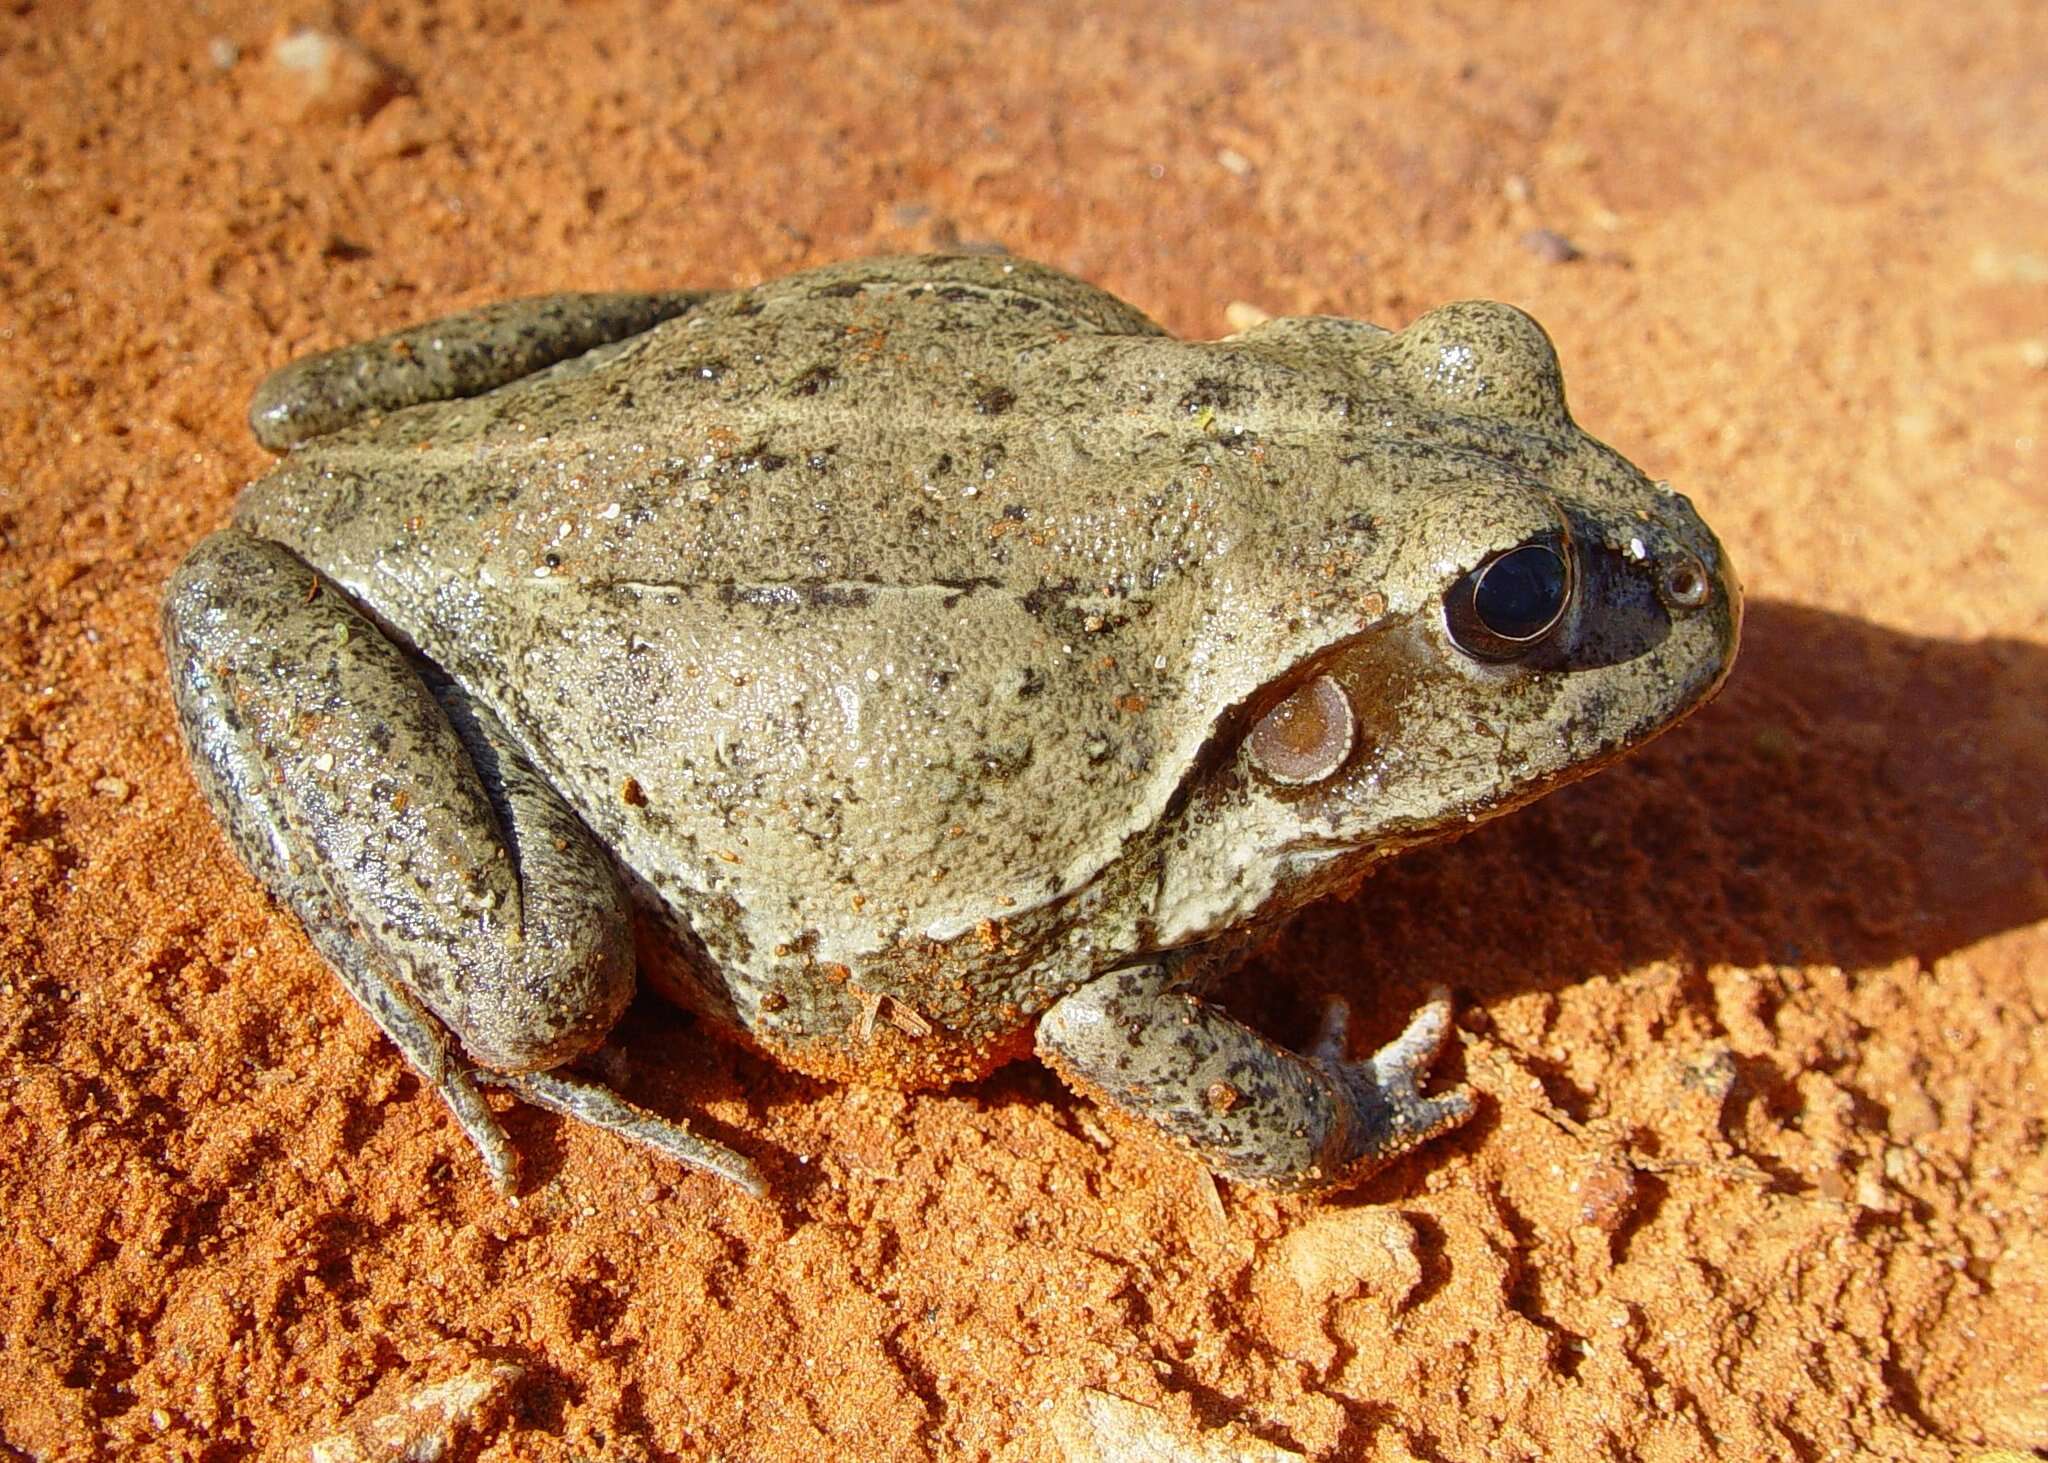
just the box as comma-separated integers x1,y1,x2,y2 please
162,530,643,1187
248,290,716,450
1036,966,1475,1192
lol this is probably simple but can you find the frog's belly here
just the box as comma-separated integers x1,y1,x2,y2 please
622,877,1042,1090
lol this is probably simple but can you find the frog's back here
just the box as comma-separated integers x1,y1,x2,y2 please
232,257,1418,1048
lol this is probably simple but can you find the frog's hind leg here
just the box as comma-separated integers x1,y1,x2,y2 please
161,528,761,1195
1036,964,1474,1192
248,290,717,450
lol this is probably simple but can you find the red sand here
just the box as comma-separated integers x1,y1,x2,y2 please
2,2,2044,1457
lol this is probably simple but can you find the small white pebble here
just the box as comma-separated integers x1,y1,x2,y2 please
1220,303,1269,333
1224,301,1271,333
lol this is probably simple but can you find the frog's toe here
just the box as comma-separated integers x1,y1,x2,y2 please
1367,983,1459,1092
1321,984,1476,1162
1312,986,1469,1111
482,1067,766,1199
317,942,524,1194
1307,992,1356,1065
438,1067,523,1195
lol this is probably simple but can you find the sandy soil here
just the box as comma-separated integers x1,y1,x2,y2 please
3,2,2045,1458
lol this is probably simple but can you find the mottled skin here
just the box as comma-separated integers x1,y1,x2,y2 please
161,254,1739,1196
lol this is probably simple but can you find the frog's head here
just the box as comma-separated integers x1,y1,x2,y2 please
1163,300,1740,930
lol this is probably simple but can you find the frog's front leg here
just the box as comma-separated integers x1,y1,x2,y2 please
162,529,762,1196
1036,963,1475,1191
248,290,714,450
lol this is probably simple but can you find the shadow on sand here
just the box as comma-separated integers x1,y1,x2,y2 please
1313,596,2048,985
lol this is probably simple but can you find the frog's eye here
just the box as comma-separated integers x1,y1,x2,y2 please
1246,674,1355,785
1444,540,1572,661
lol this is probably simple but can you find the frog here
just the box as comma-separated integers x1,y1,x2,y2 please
161,253,1739,1199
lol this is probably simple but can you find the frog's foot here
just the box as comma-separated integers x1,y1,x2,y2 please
1036,965,1476,1192
481,1067,765,1198
1307,984,1476,1172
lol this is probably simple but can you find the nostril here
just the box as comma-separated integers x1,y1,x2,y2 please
1658,550,1712,611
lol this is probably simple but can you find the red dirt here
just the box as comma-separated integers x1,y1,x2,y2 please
2,2,2044,1458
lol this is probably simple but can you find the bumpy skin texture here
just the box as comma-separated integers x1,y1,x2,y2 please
161,254,1739,1195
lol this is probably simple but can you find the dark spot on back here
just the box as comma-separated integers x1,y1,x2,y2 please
1022,580,1074,619
1179,376,1243,415
789,364,839,397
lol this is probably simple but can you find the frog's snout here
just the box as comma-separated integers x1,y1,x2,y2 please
1646,503,1743,702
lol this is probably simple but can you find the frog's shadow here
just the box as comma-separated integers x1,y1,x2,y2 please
608,600,2046,1200
1305,597,2048,991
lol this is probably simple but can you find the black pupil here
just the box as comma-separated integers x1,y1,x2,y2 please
1473,544,1567,640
